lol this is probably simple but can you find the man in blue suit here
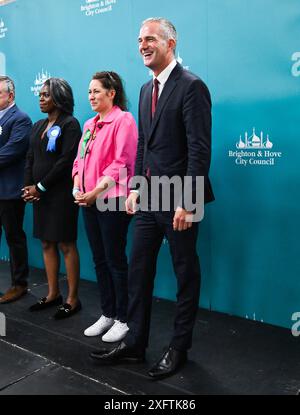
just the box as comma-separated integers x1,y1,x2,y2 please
0,76,32,304
90,18,214,379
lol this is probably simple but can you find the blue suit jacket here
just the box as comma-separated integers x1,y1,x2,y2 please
0,105,32,199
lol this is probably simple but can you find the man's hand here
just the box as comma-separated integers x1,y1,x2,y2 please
22,186,40,203
173,207,194,231
125,192,139,215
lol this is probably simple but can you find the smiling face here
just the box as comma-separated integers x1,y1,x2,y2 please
138,21,176,76
88,79,115,116
39,85,56,114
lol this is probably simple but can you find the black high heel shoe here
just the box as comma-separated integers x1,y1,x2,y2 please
29,295,63,312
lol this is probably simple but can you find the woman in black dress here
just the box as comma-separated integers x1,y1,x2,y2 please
23,78,82,319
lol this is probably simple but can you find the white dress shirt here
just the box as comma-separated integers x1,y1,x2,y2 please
153,59,177,98
0,102,15,121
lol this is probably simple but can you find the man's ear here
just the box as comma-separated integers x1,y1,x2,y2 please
168,38,176,52
8,91,14,104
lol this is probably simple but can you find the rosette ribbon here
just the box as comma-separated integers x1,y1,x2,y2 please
46,126,61,152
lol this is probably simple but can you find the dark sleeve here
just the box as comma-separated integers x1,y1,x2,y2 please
0,115,32,169
24,127,35,186
181,79,212,208
40,119,82,190
183,78,212,178
133,87,145,181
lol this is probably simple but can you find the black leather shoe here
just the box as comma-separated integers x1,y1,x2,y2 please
89,341,145,365
53,300,82,320
29,295,63,312
148,347,187,380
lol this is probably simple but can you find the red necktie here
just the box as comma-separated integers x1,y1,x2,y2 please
151,78,160,118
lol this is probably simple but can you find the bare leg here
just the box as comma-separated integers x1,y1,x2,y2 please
41,241,60,301
58,241,80,309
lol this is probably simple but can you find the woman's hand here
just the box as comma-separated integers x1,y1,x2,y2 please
74,189,98,207
22,186,41,203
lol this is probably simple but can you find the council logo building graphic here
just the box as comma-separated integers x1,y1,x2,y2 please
30,69,51,96
236,128,273,150
229,127,282,167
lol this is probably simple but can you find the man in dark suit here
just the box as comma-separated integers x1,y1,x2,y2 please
0,76,32,304
90,18,214,379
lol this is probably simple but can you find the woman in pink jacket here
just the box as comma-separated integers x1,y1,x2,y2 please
72,72,137,342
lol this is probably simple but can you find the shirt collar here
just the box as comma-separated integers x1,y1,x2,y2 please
0,102,15,120
87,106,122,129
153,59,177,87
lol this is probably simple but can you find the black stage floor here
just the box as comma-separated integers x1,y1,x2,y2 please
0,261,299,395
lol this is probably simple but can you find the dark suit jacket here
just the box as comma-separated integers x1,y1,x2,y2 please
24,114,81,197
0,105,32,199
135,63,214,206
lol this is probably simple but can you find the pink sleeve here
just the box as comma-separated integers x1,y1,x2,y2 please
72,157,78,179
102,113,138,184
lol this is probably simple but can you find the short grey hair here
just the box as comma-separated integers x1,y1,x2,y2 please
0,76,15,94
142,17,178,43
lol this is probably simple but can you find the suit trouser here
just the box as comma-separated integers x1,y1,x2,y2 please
0,199,29,287
125,210,201,351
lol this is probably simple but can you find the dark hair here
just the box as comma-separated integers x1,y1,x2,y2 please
92,71,128,111
43,78,74,115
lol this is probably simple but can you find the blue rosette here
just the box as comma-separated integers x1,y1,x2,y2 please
46,126,61,152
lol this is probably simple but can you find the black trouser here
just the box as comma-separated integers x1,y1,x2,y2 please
125,210,201,352
82,200,131,323
0,200,29,287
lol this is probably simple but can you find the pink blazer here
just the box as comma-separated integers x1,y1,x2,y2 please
72,106,138,199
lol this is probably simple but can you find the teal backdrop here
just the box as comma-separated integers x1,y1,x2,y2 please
0,0,299,329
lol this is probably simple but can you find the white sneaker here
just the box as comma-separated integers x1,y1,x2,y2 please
84,315,115,337
101,320,129,342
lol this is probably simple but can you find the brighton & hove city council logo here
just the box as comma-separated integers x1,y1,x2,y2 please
31,69,51,96
80,0,117,17
229,127,282,167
